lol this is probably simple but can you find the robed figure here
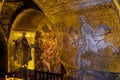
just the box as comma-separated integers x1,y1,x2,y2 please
80,16,97,54
13,32,32,67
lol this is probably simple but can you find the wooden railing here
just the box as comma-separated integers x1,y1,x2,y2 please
4,69,63,80
35,71,63,80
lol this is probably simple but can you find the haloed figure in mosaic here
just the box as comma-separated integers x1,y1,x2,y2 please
71,16,119,67
77,16,119,55
69,25,91,67
13,32,32,67
71,16,97,67
80,16,97,54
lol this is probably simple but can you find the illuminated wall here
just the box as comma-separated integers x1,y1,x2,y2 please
8,9,61,73
8,9,39,72
8,0,120,78
33,0,120,76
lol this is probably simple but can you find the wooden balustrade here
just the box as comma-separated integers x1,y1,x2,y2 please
5,69,63,80
35,71,63,80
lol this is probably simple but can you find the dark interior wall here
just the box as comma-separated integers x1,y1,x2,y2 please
22,0,41,10
0,28,7,76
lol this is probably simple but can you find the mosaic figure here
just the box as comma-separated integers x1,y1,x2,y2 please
71,16,119,67
35,31,44,70
80,16,98,54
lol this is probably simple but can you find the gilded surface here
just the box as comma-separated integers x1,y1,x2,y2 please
8,31,35,71
8,9,41,72
7,0,120,76
8,9,61,73
33,0,120,75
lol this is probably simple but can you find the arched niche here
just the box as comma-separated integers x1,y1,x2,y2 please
8,9,41,72
0,27,7,75
8,9,62,74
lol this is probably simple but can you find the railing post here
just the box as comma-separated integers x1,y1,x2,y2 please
34,71,37,80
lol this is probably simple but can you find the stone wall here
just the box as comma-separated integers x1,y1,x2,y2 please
0,1,23,38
